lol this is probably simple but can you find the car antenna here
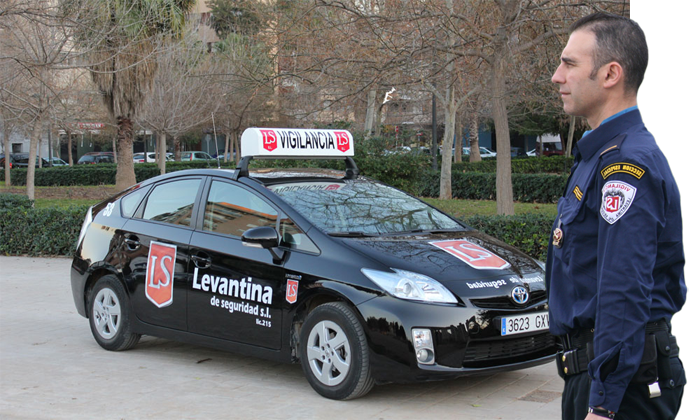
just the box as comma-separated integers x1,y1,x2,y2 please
212,112,221,169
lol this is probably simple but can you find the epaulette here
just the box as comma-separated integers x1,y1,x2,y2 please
599,134,627,158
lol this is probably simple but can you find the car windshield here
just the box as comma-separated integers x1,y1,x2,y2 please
269,180,462,235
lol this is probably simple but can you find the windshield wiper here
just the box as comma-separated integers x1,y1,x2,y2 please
327,231,379,238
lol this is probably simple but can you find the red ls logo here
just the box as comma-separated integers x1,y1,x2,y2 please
145,242,177,308
605,196,620,212
334,131,350,153
286,279,299,304
431,240,510,270
261,129,278,152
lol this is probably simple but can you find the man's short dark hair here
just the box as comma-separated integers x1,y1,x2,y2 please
570,12,648,94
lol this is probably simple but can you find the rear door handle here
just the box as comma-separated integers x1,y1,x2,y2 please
191,253,211,269
124,235,140,251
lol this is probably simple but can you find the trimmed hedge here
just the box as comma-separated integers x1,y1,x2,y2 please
464,213,554,261
1,160,238,187
0,193,554,259
453,155,573,174
421,171,566,203
0,204,90,256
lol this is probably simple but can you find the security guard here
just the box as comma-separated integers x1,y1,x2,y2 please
547,13,686,420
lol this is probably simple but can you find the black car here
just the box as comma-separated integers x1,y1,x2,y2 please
71,128,556,400
77,152,115,164
9,153,51,168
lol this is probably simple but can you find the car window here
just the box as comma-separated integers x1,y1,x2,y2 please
142,179,201,226
121,187,150,218
203,181,277,237
280,216,319,254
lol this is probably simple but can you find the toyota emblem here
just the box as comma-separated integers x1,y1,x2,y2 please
511,286,529,305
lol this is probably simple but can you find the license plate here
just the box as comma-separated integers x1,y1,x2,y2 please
500,312,549,336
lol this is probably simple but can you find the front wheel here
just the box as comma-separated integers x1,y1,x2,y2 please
88,275,140,351
300,302,374,400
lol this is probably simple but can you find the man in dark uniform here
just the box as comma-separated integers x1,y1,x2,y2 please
547,12,687,420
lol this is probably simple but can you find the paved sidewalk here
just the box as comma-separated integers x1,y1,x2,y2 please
0,256,564,420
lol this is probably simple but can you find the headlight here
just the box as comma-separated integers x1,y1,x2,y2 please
361,268,458,304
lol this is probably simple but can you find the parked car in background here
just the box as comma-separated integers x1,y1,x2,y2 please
77,152,115,164
449,147,497,159
133,153,174,163
49,157,69,166
180,151,214,161
540,142,564,157
526,148,537,157
0,153,18,169
13,153,51,168
510,147,526,157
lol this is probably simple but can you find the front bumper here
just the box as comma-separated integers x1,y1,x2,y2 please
356,295,557,384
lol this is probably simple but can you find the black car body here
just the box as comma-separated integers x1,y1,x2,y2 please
71,128,556,400
78,152,115,164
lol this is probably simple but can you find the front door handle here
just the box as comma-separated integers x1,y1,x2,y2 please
191,253,211,269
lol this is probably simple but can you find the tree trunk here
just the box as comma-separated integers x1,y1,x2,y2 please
3,121,11,186
115,116,136,190
469,111,481,163
454,118,463,163
174,136,181,161
26,115,43,202
68,131,73,166
439,85,457,200
492,57,515,216
566,115,576,157
224,132,231,162
364,89,377,136
233,129,241,165
159,132,167,175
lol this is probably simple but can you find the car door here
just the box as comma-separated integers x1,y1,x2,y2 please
121,177,203,331
188,179,286,349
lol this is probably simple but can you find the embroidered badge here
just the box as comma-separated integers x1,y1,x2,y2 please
573,186,583,201
600,181,637,224
600,162,645,180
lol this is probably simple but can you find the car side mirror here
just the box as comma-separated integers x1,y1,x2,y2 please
242,226,286,265
242,226,279,249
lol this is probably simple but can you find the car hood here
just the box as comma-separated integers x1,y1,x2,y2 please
340,230,546,300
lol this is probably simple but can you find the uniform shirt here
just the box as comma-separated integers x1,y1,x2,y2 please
545,109,686,412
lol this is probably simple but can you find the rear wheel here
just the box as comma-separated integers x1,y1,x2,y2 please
88,275,140,351
300,302,374,400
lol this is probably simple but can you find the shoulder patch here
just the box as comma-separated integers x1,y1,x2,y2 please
600,181,637,224
573,185,583,201
600,162,645,180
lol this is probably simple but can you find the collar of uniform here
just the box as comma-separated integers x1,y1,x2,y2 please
577,109,642,162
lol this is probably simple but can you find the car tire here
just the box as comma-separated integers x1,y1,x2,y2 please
300,302,374,400
88,275,140,351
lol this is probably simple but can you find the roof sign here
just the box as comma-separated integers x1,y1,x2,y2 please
241,128,354,158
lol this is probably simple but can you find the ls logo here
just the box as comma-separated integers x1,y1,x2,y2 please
145,242,177,308
431,240,511,270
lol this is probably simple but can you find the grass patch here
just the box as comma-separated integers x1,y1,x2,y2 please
34,198,98,209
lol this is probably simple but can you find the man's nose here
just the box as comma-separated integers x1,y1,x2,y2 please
552,64,564,84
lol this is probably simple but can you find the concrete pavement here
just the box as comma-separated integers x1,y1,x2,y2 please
0,256,564,420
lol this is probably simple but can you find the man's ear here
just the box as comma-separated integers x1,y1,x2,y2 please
603,62,624,89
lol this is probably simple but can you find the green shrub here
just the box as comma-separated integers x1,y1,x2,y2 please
0,194,34,210
0,205,89,256
0,160,236,186
453,155,573,174
464,213,555,261
421,171,566,203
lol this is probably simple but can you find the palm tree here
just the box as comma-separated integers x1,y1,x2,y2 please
76,0,196,190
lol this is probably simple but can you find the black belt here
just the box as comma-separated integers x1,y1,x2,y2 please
557,320,672,377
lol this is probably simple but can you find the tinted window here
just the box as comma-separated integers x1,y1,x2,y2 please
203,181,277,237
280,216,319,254
270,180,462,235
142,179,201,226
121,187,150,218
